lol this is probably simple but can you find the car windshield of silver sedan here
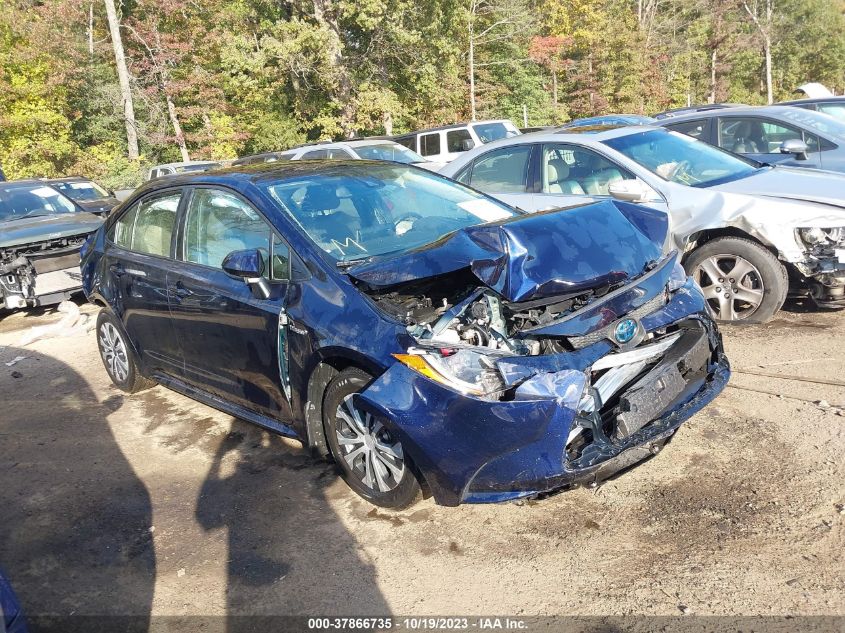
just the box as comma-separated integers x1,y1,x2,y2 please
0,185,77,222
263,164,517,262
779,107,845,138
354,143,427,164
603,129,759,187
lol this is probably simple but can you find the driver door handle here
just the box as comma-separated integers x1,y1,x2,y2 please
174,281,194,298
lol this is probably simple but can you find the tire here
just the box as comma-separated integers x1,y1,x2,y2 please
96,310,155,393
685,236,788,324
323,367,421,509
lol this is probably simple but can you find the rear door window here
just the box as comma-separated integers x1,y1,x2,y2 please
112,191,181,257
301,149,329,159
665,119,707,140
467,145,531,193
420,133,441,157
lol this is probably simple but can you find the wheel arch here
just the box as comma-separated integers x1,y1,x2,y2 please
302,351,384,456
684,227,780,261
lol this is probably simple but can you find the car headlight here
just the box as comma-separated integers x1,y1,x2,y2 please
797,227,845,246
667,258,688,292
393,348,505,396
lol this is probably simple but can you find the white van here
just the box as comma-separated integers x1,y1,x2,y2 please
392,120,521,163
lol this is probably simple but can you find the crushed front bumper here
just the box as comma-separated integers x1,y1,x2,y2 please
357,281,730,506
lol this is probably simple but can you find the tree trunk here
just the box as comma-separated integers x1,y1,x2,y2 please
469,32,476,121
383,111,393,136
166,94,190,162
709,49,717,104
88,3,94,57
552,69,558,106
103,0,139,160
764,33,773,103
312,0,355,137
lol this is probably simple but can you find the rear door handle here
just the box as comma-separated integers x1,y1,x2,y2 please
109,263,125,277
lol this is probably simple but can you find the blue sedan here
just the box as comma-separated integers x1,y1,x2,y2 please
81,161,729,507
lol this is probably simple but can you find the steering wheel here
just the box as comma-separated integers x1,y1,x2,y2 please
667,160,692,182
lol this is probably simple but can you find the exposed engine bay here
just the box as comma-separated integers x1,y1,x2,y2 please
360,255,721,471
795,227,845,307
0,235,87,310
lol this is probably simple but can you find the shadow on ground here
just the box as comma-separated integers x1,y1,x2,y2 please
0,346,154,632
0,344,390,631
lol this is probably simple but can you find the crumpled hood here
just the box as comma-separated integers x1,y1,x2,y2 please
0,212,104,249
710,166,845,211
348,199,668,303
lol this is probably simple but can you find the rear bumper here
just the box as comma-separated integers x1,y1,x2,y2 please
358,282,730,506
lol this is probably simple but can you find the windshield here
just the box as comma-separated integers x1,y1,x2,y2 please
261,163,517,262
471,122,519,143
354,143,427,164
779,107,845,138
53,180,110,202
0,185,77,222
603,129,758,187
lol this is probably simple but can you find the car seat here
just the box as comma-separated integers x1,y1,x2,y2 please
134,207,175,257
299,185,358,248
731,121,763,153
576,153,624,195
546,159,585,194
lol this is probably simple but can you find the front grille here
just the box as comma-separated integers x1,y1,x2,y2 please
567,290,668,350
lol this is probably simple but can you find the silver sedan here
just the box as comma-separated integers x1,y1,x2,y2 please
439,126,845,323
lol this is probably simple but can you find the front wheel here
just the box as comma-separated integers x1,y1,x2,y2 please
323,368,421,509
685,236,788,324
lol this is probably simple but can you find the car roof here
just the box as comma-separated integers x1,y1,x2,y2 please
43,176,90,184
656,104,812,123
778,95,845,106
153,160,220,169
128,159,416,196
654,103,745,118
1,179,64,190
393,119,513,136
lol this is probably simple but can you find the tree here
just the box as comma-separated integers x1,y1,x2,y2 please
103,0,139,159
742,0,775,103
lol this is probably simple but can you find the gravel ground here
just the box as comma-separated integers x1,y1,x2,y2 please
0,300,842,622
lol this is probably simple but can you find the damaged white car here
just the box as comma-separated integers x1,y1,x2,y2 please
441,126,845,322
1,181,103,311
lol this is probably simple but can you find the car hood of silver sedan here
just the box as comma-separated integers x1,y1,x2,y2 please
709,166,845,210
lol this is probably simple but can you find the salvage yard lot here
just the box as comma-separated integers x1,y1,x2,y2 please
0,302,843,618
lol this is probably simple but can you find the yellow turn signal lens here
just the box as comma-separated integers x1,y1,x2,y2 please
392,353,449,386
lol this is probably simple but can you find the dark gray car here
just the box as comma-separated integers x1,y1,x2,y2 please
0,181,103,311
657,105,845,173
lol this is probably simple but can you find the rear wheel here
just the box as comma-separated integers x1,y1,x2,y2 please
323,367,421,509
96,310,154,393
685,237,787,324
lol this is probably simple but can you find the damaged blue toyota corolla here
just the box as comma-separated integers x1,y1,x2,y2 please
81,161,730,508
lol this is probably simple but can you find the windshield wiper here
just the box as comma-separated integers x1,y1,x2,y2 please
336,257,372,269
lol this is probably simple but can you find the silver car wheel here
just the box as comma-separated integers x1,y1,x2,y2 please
694,254,765,321
335,395,405,493
99,322,130,383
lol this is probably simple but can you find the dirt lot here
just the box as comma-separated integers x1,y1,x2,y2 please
0,300,843,622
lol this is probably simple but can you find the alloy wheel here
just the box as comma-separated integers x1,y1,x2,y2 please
335,395,405,493
99,322,130,383
693,254,765,321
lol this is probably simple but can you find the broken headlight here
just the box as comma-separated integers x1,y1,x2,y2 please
393,347,506,396
667,258,688,292
797,227,845,247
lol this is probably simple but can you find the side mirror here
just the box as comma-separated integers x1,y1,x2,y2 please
779,139,808,160
608,179,650,203
222,249,271,299
461,138,476,151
